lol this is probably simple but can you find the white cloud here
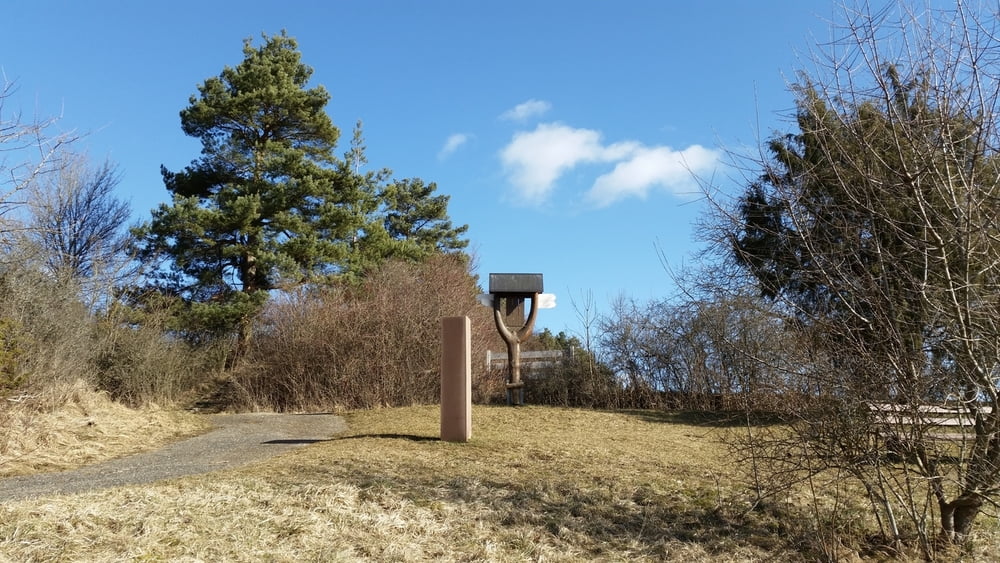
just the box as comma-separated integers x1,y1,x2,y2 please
500,99,552,121
585,144,720,207
438,133,471,159
499,123,720,207
500,123,629,204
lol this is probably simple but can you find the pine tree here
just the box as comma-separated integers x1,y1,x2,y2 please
136,32,468,358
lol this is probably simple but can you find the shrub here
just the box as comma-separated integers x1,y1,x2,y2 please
0,266,94,406
0,318,27,395
91,312,219,408
233,254,499,411
0,257,218,410
523,353,623,409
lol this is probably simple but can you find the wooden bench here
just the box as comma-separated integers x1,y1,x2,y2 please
868,403,994,440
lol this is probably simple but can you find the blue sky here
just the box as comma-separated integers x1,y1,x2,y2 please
3,1,833,335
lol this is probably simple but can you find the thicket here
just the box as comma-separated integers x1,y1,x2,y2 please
231,254,502,411
515,329,623,409
693,1,1000,555
0,261,211,410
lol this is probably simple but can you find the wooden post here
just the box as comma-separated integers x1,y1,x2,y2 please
441,316,471,442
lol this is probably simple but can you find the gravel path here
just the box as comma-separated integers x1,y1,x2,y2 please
0,413,347,502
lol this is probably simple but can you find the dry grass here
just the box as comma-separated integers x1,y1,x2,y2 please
0,405,790,562
0,385,206,478
0,405,997,561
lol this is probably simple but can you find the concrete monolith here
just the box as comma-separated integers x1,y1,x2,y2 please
441,316,471,442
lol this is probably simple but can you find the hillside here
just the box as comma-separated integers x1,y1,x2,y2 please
1,404,997,561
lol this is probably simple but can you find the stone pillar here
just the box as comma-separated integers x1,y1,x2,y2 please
441,316,471,442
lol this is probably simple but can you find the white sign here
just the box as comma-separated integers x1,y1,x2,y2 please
476,293,556,309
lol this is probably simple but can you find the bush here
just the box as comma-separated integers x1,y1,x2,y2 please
0,266,95,406
91,310,219,408
0,318,27,395
0,257,219,410
521,356,624,409
233,254,500,411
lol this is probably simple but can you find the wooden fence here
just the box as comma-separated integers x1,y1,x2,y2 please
869,403,995,440
486,349,572,374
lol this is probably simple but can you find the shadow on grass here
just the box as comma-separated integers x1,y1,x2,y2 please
618,409,787,428
406,474,794,559
336,433,440,442
262,439,332,445
618,409,744,427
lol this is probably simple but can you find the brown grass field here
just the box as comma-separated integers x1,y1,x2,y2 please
0,399,998,561
0,387,206,479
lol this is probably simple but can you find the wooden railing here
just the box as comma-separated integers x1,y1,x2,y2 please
486,349,571,373
869,403,995,440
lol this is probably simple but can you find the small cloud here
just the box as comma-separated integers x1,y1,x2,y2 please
500,99,552,122
438,133,471,159
585,145,720,207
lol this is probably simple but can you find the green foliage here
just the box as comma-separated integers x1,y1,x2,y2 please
136,32,349,336
135,32,468,345
531,328,582,351
337,124,470,277
378,177,469,257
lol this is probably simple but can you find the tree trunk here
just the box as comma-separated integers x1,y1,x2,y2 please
226,247,259,370
939,495,982,542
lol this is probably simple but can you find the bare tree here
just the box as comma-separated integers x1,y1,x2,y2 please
0,78,76,222
570,289,599,378
25,152,132,284
720,0,1000,552
596,284,792,411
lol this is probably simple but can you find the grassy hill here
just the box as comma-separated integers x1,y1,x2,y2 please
0,403,997,561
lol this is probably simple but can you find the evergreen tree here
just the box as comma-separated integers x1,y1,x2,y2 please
136,32,468,354
337,123,468,276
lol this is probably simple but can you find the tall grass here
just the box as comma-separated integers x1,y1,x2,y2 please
0,381,205,477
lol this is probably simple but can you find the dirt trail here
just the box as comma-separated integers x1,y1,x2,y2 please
0,413,346,502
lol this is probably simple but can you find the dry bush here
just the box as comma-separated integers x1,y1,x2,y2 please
521,353,626,409
233,254,499,411
0,266,95,405
91,312,219,408
0,254,215,411
714,2,1000,550
0,264,213,474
